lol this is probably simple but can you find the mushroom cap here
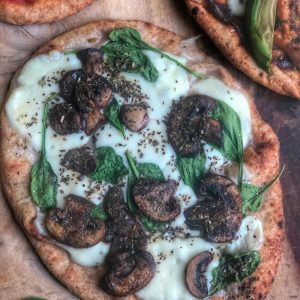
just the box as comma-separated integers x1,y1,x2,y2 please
59,69,85,103
133,178,180,222
167,95,222,157
184,174,243,243
120,103,149,132
102,251,155,297
77,48,104,75
45,195,105,248
74,75,113,112
61,146,96,175
103,186,148,255
186,251,213,299
49,103,83,135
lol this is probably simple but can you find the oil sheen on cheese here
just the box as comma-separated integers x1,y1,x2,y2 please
6,42,263,299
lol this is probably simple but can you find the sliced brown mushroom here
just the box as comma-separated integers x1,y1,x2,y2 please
167,95,223,157
102,251,155,297
133,178,180,222
45,195,105,248
83,106,106,135
59,69,85,103
49,103,83,135
184,174,242,243
103,186,147,254
186,251,213,299
77,48,104,75
120,103,149,132
61,146,96,175
74,75,113,112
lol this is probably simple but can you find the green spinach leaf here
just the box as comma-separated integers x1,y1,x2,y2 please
89,146,128,184
212,100,244,187
242,165,285,215
125,150,166,232
91,204,109,221
209,251,261,296
22,297,46,300
105,98,125,137
102,28,206,81
102,42,159,82
176,152,206,190
30,93,59,212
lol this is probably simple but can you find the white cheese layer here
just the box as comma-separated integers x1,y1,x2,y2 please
228,0,247,17
6,41,262,298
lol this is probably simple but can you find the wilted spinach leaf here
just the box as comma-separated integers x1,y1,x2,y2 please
91,204,109,221
176,152,206,191
209,251,261,295
212,100,244,187
241,165,285,215
30,93,59,212
102,28,206,81
105,98,125,137
89,146,128,184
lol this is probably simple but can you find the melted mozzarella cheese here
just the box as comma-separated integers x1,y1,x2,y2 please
228,0,247,16
6,40,263,298
6,51,90,157
137,238,219,300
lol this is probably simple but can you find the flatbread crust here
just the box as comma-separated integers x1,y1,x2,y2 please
0,20,284,299
184,0,300,100
0,0,94,25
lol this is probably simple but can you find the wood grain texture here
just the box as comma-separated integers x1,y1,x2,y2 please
0,0,299,299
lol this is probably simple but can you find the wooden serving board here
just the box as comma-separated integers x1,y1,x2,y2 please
0,0,299,299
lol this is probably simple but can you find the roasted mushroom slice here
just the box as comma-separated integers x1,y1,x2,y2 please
102,251,155,297
167,95,222,157
59,69,85,103
133,178,180,222
74,76,113,112
84,108,106,135
186,251,213,298
49,103,83,135
77,48,104,75
45,195,105,248
61,146,96,175
184,174,243,243
103,186,148,254
120,104,149,132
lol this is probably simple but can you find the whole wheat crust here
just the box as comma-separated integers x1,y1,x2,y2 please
0,0,94,25
184,0,300,100
0,20,284,300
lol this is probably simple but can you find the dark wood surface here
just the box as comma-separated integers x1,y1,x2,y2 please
0,0,299,299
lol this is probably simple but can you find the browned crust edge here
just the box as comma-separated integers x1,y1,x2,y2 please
0,20,284,300
0,0,95,25
184,0,300,100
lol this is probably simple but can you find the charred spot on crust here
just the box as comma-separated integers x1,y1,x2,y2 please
186,251,213,298
45,195,105,248
167,95,222,157
191,7,199,15
184,174,243,243
133,178,180,222
77,48,104,75
49,103,83,135
61,146,96,175
206,0,247,44
120,103,149,132
102,251,155,297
